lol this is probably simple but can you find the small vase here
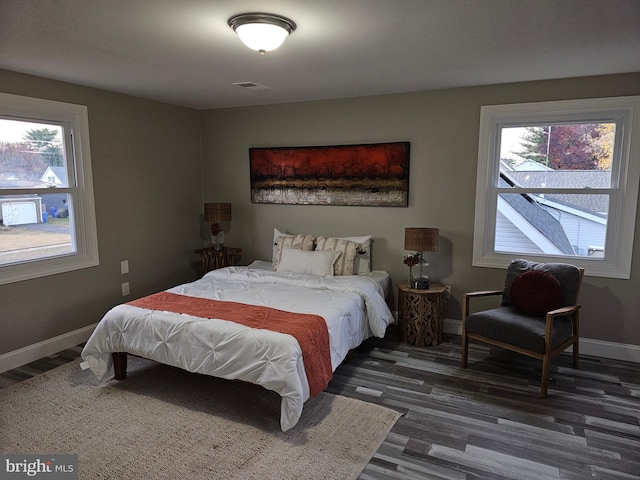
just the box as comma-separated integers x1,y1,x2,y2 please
212,230,225,250
408,266,415,288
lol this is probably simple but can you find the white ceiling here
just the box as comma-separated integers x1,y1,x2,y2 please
1,0,639,110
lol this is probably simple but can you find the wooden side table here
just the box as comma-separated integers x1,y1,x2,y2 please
195,246,242,276
397,280,448,346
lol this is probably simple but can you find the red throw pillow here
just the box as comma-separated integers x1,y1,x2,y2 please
510,270,563,316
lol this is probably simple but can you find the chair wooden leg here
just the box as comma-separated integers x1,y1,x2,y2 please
573,311,580,368
540,354,550,398
461,330,468,368
461,294,469,369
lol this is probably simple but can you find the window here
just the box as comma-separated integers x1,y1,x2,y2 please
473,96,640,278
0,92,98,284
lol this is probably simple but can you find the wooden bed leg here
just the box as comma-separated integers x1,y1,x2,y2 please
112,352,128,380
344,350,354,363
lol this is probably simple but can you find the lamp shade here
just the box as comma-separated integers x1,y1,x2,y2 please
204,203,232,223
228,13,296,54
404,227,439,252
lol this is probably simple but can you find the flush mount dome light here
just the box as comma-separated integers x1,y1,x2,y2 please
228,13,296,55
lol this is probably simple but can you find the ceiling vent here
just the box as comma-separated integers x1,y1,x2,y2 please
232,82,270,91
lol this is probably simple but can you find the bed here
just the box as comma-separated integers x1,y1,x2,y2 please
81,232,393,431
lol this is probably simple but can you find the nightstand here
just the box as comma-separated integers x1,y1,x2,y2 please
397,280,448,346
195,246,242,276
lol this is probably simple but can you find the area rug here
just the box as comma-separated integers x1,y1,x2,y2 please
0,357,400,479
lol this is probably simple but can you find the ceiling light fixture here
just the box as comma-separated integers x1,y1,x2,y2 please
228,13,296,55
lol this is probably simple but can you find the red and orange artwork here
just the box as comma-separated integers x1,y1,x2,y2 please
249,142,410,206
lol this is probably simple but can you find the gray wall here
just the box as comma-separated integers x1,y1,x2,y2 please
2,70,639,357
201,73,640,346
0,69,204,355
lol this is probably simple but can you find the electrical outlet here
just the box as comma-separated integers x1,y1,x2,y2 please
445,285,451,299
120,260,129,274
121,282,130,296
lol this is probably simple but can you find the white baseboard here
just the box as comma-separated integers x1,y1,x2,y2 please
444,318,640,364
0,323,97,374
444,317,462,336
576,337,640,363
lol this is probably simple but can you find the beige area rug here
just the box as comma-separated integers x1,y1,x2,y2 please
1,357,400,479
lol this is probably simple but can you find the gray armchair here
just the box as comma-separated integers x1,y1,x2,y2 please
461,259,584,397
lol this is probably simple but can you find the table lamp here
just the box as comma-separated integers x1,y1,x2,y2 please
204,202,231,250
404,227,439,289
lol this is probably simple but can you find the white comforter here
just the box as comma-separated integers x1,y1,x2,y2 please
81,266,393,431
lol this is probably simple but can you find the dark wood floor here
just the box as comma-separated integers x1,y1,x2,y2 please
2,331,639,480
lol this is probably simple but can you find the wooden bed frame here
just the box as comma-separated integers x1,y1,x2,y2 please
111,349,355,382
112,352,128,380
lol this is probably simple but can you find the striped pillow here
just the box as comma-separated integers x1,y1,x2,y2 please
315,236,361,276
273,234,315,270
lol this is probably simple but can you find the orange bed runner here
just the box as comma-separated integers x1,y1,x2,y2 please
128,292,332,396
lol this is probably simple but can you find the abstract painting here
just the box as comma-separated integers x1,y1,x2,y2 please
249,142,410,206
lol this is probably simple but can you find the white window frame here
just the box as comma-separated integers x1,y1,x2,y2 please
0,92,99,284
473,96,640,279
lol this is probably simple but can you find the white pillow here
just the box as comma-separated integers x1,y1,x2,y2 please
315,236,361,276
338,235,372,275
276,247,340,276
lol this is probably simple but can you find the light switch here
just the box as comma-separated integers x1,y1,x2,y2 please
121,260,129,274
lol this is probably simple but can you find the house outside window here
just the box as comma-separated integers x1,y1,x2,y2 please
473,96,640,279
0,93,98,284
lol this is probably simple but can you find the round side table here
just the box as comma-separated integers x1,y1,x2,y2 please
397,280,448,346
